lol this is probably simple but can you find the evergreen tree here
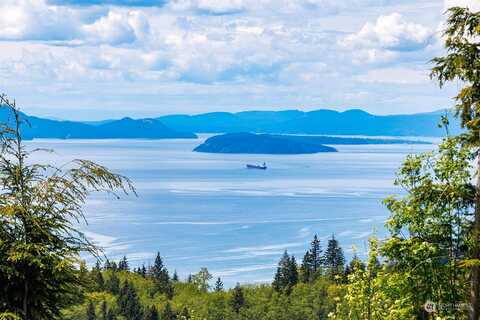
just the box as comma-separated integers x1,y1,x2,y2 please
106,272,120,295
273,251,298,294
87,301,96,320
310,234,322,273
95,269,105,291
0,96,134,319
300,251,313,283
214,277,224,292
100,301,107,320
118,256,129,271
230,283,245,314
162,302,176,320
143,305,159,320
119,281,143,320
141,264,147,278
172,270,179,282
431,6,480,318
323,235,345,281
151,252,173,297
106,310,117,320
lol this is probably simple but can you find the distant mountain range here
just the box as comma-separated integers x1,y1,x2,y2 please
0,107,460,139
0,108,197,140
159,109,460,137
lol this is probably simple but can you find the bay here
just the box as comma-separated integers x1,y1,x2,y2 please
26,136,435,286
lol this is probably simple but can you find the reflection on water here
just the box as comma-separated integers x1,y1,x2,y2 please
26,136,434,286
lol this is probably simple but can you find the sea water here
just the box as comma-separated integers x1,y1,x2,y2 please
25,136,435,286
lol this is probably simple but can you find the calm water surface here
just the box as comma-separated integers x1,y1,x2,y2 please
26,136,435,286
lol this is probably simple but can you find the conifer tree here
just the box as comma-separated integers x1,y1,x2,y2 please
431,6,480,318
118,256,129,271
151,252,173,297
300,251,313,283
143,306,159,320
273,251,298,294
100,301,107,320
172,270,179,282
323,235,345,281
310,234,322,273
162,302,176,320
118,281,143,320
95,269,105,291
0,95,134,319
230,283,245,314
106,273,120,295
87,301,96,320
214,277,224,292
106,310,117,320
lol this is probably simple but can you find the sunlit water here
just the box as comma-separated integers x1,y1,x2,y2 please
26,136,435,286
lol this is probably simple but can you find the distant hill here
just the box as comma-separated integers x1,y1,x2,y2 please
159,109,460,137
0,107,197,140
194,133,337,154
270,135,431,145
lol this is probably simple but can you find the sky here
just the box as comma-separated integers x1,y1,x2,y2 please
0,0,478,120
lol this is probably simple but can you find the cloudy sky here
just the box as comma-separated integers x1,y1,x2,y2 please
0,0,477,120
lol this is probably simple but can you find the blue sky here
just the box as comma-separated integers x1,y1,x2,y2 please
0,0,477,120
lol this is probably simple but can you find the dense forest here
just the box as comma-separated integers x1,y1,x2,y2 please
2,5,480,320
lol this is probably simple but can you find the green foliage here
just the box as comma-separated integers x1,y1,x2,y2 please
0,95,134,320
273,251,299,294
323,235,345,282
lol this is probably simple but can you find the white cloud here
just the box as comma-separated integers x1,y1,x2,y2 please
342,13,432,52
170,0,247,15
82,10,150,45
356,67,429,85
0,0,80,40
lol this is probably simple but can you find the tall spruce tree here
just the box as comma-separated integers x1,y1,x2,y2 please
431,6,480,319
323,235,345,281
214,277,224,292
230,283,245,314
273,251,298,294
162,302,176,320
143,306,159,320
310,235,322,274
118,281,143,320
100,301,107,320
0,95,134,319
87,301,96,320
106,273,120,295
151,252,173,298
118,256,129,271
300,251,313,283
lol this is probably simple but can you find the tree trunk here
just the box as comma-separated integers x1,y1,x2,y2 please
23,279,28,320
471,155,480,320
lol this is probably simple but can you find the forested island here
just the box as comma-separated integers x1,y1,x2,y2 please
193,132,429,155
193,133,337,154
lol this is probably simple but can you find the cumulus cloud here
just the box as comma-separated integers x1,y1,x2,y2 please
82,10,150,45
0,0,80,41
342,13,432,52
